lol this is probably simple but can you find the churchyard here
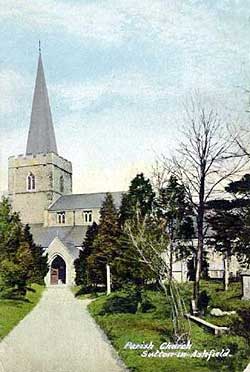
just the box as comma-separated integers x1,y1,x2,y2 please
76,280,250,372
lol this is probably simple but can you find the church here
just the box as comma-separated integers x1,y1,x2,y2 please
8,50,123,286
8,50,241,287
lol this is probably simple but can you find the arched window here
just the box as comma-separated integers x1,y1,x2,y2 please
27,173,35,191
60,175,64,193
83,210,92,224
57,211,65,224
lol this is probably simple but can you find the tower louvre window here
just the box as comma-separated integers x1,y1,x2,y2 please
57,212,65,224
60,175,64,193
83,210,92,224
27,173,36,191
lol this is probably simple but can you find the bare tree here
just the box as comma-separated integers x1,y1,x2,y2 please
159,97,248,306
124,212,191,341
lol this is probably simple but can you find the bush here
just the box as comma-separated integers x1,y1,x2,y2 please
102,294,138,314
231,309,250,343
197,290,210,315
100,285,156,315
140,295,156,313
0,259,27,297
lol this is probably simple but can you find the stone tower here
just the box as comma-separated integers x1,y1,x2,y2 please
8,48,72,224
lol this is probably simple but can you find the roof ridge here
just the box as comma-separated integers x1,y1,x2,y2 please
60,191,125,197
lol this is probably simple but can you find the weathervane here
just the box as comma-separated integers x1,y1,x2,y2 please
39,40,41,53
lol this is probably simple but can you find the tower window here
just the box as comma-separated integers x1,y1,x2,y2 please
57,212,65,224
27,173,36,191
60,175,64,193
83,210,92,224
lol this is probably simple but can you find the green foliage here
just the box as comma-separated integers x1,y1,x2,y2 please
207,208,241,257
99,285,156,315
0,198,48,297
233,209,250,267
102,294,138,314
0,198,22,260
231,309,250,343
119,173,155,226
226,174,250,197
86,193,120,286
23,225,48,284
157,175,194,241
156,175,195,281
197,290,210,315
223,174,250,266
114,174,159,287
74,222,98,287
0,258,26,297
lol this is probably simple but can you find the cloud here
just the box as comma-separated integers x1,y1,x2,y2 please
0,1,126,45
1,0,250,54
51,72,169,111
0,69,31,116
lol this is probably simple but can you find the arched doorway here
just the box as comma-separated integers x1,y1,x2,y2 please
50,255,66,285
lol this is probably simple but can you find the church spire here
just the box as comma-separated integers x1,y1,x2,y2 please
26,45,58,155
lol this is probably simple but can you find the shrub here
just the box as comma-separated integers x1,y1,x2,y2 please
100,286,156,315
197,290,210,315
102,294,138,314
231,309,250,343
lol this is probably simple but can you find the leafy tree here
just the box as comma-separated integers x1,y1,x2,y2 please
206,205,241,290
116,174,156,287
87,193,120,289
226,173,250,197
225,174,250,267
156,175,194,280
23,225,48,284
0,198,48,296
206,174,250,282
119,173,155,226
74,222,98,287
0,198,22,260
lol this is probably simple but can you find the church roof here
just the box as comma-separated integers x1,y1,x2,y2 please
30,224,87,248
26,51,58,155
48,191,124,211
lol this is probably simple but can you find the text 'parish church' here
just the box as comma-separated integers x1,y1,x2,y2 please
8,49,123,286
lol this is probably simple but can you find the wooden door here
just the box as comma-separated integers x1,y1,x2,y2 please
51,268,59,285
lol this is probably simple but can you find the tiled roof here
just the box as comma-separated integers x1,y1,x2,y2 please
30,224,87,248
48,191,124,211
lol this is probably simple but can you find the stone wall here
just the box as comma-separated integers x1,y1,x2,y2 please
8,152,72,224
45,208,100,227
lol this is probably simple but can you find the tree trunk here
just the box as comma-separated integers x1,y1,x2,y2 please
193,236,202,304
193,171,205,306
224,255,230,291
169,241,173,282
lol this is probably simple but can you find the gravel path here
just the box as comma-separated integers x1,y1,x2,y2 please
0,286,126,372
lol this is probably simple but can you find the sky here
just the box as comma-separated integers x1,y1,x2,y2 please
1,0,250,195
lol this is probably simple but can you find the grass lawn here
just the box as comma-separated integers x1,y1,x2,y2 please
86,281,250,372
0,284,44,340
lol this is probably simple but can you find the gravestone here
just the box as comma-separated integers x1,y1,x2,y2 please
241,270,250,300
